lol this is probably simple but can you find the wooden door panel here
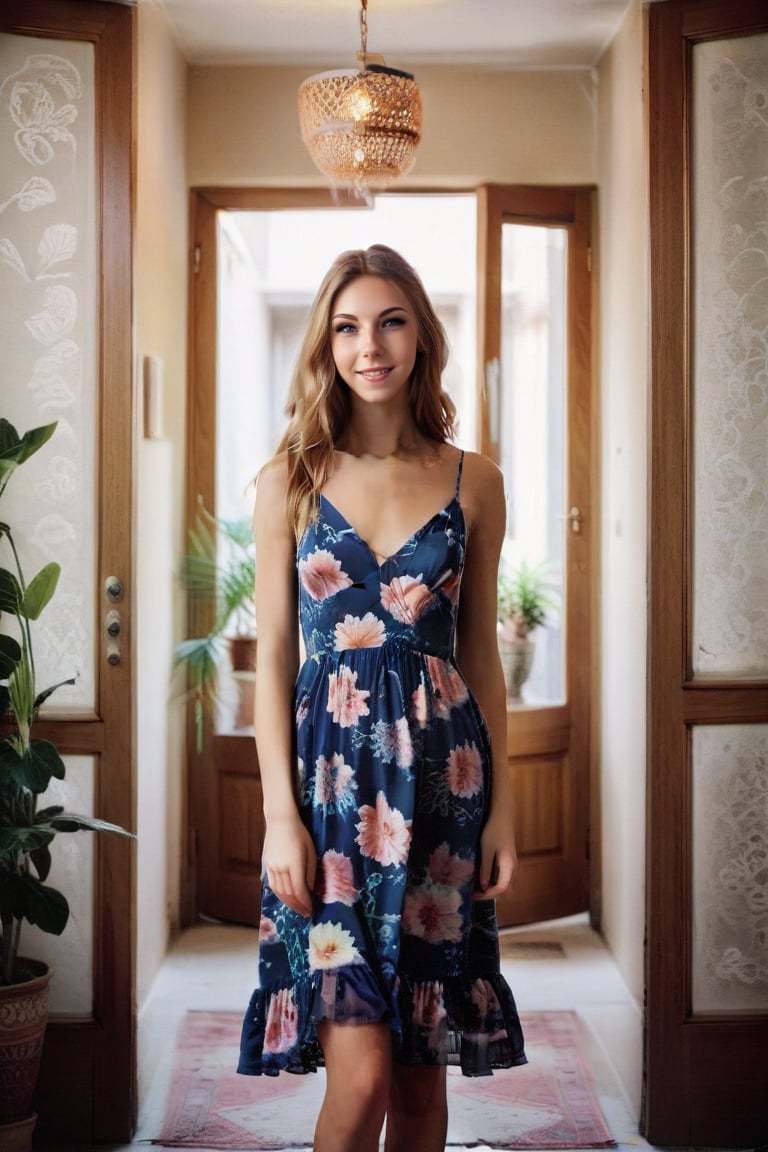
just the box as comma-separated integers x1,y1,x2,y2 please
478,187,595,929
646,1,768,1144
200,735,263,925
514,755,564,856
2,2,135,1142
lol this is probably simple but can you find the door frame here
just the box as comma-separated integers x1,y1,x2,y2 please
477,185,600,928
186,185,599,930
2,1,136,1142
646,1,768,1143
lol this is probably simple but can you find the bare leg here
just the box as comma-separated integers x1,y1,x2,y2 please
384,1063,448,1152
314,1021,392,1152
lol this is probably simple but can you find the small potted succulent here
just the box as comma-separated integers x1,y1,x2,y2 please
0,418,132,1147
497,556,559,700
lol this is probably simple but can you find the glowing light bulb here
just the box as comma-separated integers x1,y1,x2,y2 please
347,83,373,123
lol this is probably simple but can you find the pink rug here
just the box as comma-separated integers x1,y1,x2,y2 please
156,1010,616,1150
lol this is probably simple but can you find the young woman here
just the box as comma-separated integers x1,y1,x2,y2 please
238,245,526,1152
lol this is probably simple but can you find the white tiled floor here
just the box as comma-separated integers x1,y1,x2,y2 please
131,913,654,1152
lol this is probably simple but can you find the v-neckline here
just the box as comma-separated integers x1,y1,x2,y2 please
320,492,459,570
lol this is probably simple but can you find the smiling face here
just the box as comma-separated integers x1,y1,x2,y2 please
330,275,419,408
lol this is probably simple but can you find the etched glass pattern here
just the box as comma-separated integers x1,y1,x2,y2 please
0,37,97,1014
692,725,768,1012
691,36,768,678
0,35,97,711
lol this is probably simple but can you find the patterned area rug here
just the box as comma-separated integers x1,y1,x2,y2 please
156,1010,616,1150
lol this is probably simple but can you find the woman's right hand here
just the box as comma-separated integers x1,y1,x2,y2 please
262,812,317,917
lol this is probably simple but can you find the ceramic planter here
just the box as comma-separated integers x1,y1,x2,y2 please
0,959,52,1149
498,632,535,700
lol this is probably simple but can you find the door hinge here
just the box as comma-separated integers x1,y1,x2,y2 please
193,244,201,275
587,245,592,273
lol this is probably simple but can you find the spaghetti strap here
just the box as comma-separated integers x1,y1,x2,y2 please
455,449,465,498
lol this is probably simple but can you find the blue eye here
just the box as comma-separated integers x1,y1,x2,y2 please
383,316,406,328
334,323,356,334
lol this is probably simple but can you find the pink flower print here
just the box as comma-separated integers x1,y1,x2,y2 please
327,665,370,728
259,915,278,942
296,695,310,727
403,882,462,943
316,850,358,906
411,981,447,1053
395,716,413,769
411,678,428,728
446,741,483,798
427,842,475,887
412,981,446,1030
470,977,501,1021
426,656,468,719
314,752,356,811
356,791,411,867
334,612,386,651
263,988,298,1053
299,548,353,600
380,574,435,624
441,569,460,605
308,921,363,971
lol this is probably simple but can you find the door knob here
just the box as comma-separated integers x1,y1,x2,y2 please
105,576,124,602
564,506,583,534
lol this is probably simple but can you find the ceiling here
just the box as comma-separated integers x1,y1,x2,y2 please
158,0,634,69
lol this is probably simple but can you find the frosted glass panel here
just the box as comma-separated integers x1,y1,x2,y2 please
0,35,98,711
692,725,768,1013
21,756,95,1016
691,36,768,679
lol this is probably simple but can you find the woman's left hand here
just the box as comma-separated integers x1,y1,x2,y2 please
474,803,518,899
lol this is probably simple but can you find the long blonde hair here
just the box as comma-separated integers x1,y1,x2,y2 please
278,244,456,539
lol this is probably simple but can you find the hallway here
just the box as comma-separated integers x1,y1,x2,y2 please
133,914,651,1151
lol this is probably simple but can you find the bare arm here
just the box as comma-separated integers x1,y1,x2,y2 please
253,457,316,916
455,456,517,899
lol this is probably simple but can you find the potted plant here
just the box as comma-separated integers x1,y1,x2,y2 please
0,418,132,1147
497,556,559,701
175,501,257,748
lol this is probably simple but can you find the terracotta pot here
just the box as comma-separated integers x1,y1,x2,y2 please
0,959,51,1127
229,637,257,729
0,1113,37,1152
228,635,257,673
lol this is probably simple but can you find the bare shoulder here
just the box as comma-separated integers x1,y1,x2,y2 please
459,449,505,532
253,453,292,537
255,453,290,501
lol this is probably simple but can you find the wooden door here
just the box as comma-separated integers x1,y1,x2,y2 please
477,186,596,928
646,2,768,1145
188,189,360,925
1,2,135,1142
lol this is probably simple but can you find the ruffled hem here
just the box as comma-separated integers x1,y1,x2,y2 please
237,965,527,1078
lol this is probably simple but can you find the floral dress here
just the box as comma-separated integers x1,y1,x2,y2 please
238,452,526,1077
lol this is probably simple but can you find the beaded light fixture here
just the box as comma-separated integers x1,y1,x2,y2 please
297,0,422,190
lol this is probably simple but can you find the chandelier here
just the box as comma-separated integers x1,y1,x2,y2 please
297,0,422,190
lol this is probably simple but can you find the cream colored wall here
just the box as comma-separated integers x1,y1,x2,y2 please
135,0,188,1016
187,64,596,187
595,0,647,1115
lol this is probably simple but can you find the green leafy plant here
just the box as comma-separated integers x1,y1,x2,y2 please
497,556,560,640
174,502,256,750
0,418,131,986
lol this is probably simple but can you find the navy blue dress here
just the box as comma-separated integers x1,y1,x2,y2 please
239,452,526,1077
